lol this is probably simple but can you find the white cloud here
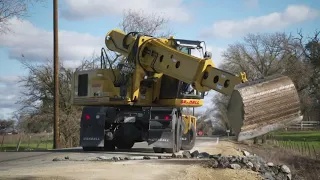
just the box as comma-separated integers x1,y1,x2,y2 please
0,17,104,68
244,0,259,9
61,0,191,23
0,75,21,118
0,18,104,116
189,44,225,67
206,45,225,67
0,76,20,85
201,5,319,39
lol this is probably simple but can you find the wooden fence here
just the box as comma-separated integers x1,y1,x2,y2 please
286,121,320,130
0,133,53,152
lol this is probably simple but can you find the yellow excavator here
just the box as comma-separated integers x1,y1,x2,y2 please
71,29,303,152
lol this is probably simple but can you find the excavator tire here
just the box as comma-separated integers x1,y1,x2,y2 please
164,116,183,153
115,141,134,150
181,123,196,150
153,147,164,153
113,123,137,150
83,147,100,151
104,140,116,151
227,75,303,141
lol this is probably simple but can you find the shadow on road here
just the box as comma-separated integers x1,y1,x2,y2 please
0,147,164,164
152,158,212,165
2,147,158,155
46,147,155,154
1,136,226,158
0,176,63,180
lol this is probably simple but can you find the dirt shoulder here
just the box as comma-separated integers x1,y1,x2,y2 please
0,139,262,180
170,165,262,180
237,140,320,180
168,139,262,180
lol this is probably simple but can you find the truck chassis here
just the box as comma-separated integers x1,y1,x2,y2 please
80,106,196,153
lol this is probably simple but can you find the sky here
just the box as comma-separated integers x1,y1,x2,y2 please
0,0,319,118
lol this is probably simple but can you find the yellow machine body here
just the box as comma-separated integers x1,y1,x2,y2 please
72,29,246,108
72,29,303,141
182,115,197,135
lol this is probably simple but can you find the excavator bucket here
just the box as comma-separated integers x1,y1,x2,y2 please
227,75,303,141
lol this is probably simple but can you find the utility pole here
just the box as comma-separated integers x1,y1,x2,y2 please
53,0,60,149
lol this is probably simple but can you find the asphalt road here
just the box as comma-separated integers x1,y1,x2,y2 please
0,136,221,171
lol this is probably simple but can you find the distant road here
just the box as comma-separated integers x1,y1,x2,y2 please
0,136,222,171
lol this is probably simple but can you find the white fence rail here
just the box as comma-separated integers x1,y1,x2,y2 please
286,121,320,130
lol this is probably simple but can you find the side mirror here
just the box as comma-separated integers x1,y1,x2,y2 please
204,51,212,59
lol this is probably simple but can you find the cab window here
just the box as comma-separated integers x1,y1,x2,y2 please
179,47,189,54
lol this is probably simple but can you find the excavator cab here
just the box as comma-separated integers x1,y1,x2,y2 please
159,39,207,100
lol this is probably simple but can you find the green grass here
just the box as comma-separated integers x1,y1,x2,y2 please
271,131,320,141
268,131,320,156
0,134,54,152
276,140,320,149
0,143,53,151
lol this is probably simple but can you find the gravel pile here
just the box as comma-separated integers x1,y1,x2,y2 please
52,149,291,180
182,149,292,180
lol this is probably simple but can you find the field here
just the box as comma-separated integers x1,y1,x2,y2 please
236,130,320,180
272,131,320,142
0,133,53,152
268,130,320,158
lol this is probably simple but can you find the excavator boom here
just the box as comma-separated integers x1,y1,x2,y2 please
105,29,244,96
72,29,303,143
104,29,303,141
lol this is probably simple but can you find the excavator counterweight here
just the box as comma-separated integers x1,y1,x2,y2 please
71,29,303,152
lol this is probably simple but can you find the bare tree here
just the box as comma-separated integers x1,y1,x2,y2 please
120,9,173,38
204,31,315,137
0,119,15,131
0,0,46,33
295,30,320,118
13,9,173,147
209,94,231,130
221,32,299,80
196,117,212,135
101,9,175,67
78,9,174,70
181,108,195,116
15,57,83,147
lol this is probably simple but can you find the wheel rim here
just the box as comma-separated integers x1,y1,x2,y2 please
189,127,194,141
